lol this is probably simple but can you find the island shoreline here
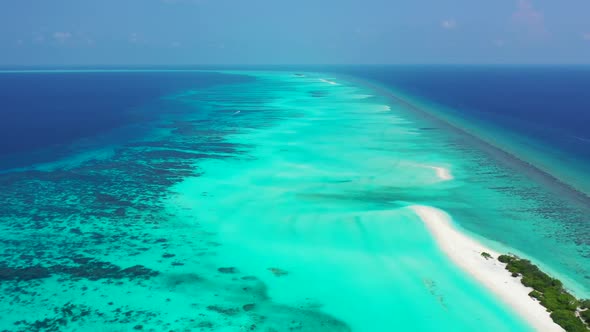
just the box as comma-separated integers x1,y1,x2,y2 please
333,73,590,208
409,205,564,332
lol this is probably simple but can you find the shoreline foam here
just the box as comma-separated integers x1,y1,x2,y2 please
409,205,564,332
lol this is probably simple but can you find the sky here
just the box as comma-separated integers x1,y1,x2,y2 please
1,0,590,65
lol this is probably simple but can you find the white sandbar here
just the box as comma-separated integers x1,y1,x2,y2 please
319,78,338,85
431,166,452,181
398,162,453,181
409,205,563,332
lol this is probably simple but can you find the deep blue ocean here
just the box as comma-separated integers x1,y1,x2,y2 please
0,70,253,170
339,65,590,165
4,66,588,171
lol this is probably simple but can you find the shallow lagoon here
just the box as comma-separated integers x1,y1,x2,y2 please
0,69,587,331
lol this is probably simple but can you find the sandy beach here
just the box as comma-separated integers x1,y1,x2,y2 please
409,205,564,332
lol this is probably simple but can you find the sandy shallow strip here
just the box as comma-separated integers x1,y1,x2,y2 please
409,205,563,332
431,166,452,181
398,162,453,181
319,78,338,85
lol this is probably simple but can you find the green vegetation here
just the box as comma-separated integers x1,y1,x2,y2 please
480,252,492,260
498,254,590,332
579,300,590,325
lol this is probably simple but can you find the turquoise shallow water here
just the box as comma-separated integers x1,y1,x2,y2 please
349,82,590,298
166,72,533,331
1,69,587,331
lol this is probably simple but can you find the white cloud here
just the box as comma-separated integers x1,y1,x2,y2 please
493,39,506,47
129,32,140,43
441,19,457,30
32,33,45,44
53,31,72,43
512,0,546,37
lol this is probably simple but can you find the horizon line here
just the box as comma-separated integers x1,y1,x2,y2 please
1,63,590,68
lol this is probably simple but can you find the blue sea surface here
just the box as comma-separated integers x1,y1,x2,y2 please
1,67,588,331
340,65,590,167
0,71,253,170
333,65,590,295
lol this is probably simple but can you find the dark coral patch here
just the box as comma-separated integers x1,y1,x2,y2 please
267,267,288,277
206,305,240,316
51,258,158,281
0,265,51,281
217,267,239,274
164,273,202,287
242,303,256,312
0,258,159,283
